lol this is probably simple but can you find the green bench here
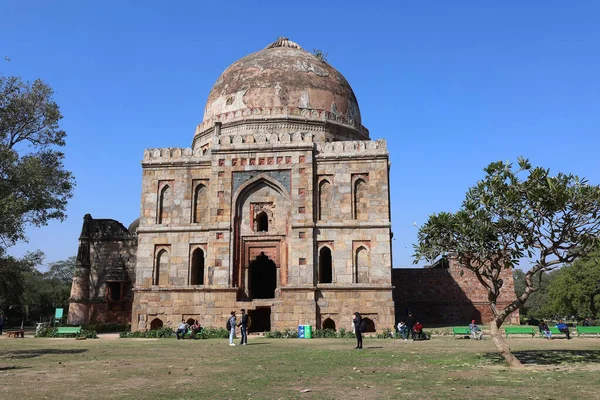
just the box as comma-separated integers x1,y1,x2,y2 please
56,326,82,335
504,326,536,338
576,326,600,337
452,327,471,339
539,327,570,338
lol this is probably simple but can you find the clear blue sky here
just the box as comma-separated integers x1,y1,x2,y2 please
2,1,600,268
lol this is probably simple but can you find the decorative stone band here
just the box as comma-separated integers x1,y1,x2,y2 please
143,139,387,165
316,139,387,155
197,106,368,136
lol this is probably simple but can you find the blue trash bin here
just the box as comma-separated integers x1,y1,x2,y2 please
298,325,305,338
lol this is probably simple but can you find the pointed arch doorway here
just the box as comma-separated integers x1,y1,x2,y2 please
240,242,282,300
250,252,276,299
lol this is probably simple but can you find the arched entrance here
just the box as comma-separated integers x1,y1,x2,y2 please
250,252,276,299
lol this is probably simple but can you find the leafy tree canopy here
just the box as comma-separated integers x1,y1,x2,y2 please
0,75,75,249
547,248,600,319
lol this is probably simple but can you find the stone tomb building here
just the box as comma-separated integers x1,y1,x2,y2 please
68,38,517,331
69,38,395,332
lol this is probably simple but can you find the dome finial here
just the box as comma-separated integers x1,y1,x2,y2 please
265,37,303,50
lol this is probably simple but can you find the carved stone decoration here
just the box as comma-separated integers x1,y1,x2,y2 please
193,148,203,157
233,135,243,144
314,132,326,143
256,135,267,144
269,134,279,144
280,133,291,143
221,136,231,145
292,132,302,142
246,135,255,144
172,148,182,158
183,148,193,156
333,142,344,153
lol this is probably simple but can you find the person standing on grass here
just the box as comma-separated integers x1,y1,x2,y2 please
0,312,5,335
238,309,248,345
353,312,363,349
228,311,237,346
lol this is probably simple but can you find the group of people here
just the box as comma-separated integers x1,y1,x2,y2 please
227,309,249,346
539,319,571,340
396,313,427,340
175,319,202,340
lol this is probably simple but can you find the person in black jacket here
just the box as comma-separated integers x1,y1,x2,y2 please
238,309,249,345
353,312,363,349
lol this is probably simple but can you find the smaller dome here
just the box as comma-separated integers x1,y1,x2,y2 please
128,218,140,234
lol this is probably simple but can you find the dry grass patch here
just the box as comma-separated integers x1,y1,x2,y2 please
1,336,599,399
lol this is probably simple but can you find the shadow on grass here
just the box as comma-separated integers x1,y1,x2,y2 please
1,348,88,360
482,350,600,365
0,366,31,371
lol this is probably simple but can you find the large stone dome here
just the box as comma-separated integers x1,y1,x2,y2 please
203,38,362,128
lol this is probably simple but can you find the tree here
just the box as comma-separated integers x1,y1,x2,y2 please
0,250,43,323
414,158,600,367
513,269,557,319
547,249,600,319
0,75,75,249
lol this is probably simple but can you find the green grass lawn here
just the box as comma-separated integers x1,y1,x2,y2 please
1,335,599,399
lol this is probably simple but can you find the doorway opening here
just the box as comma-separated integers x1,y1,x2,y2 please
249,307,271,332
249,252,276,299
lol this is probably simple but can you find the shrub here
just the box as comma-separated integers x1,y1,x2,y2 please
265,330,282,338
196,327,229,339
282,328,298,338
337,327,355,338
375,328,395,339
120,327,175,338
35,328,97,339
82,323,130,333
313,328,337,338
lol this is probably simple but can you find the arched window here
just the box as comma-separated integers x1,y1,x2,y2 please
355,246,369,284
155,249,170,286
150,318,163,330
361,318,376,333
323,318,336,331
190,248,205,285
353,178,367,220
158,184,172,224
256,211,269,232
193,184,208,223
319,180,331,220
318,247,333,284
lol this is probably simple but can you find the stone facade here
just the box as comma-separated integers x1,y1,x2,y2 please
68,214,137,325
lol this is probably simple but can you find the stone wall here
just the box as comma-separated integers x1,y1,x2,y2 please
392,256,519,326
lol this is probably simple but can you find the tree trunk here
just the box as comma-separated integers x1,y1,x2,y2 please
489,321,523,368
